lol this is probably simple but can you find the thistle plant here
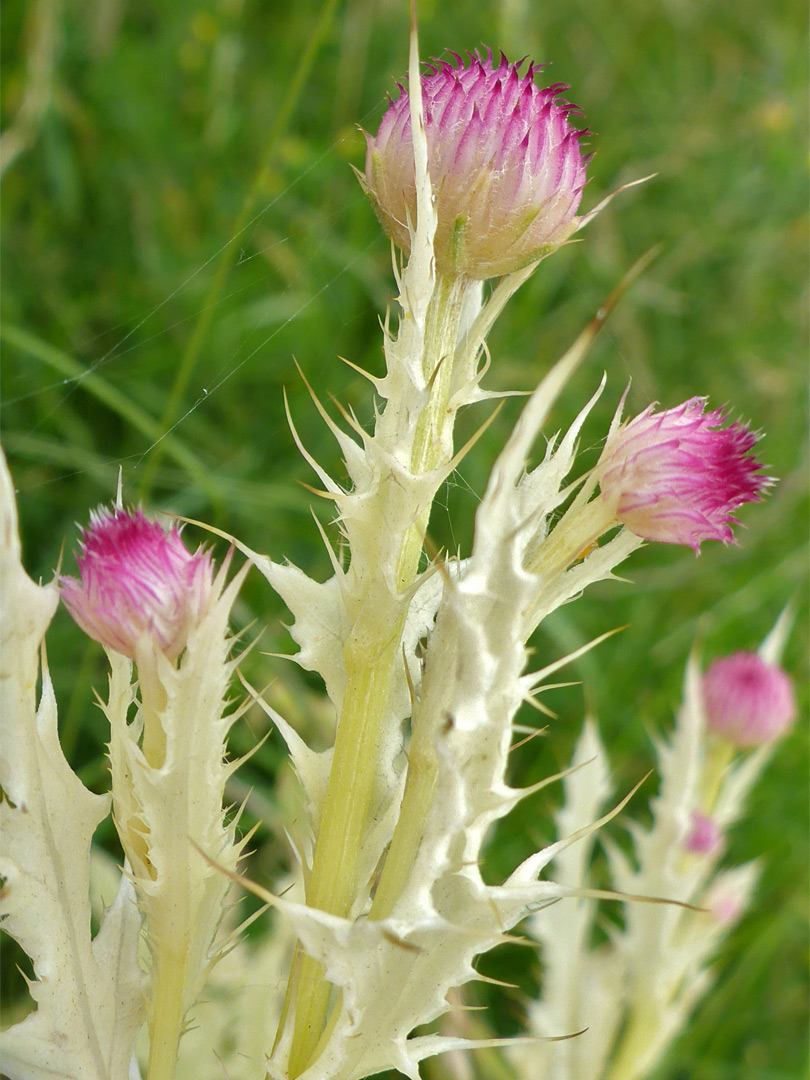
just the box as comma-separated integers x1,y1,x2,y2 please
0,15,799,1080
517,618,797,1080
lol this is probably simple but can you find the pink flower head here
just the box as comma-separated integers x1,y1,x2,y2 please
60,506,213,660
684,811,723,855
703,652,796,747
704,884,745,927
598,397,769,551
362,50,589,279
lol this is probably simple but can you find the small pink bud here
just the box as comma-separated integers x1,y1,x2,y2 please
598,397,769,551
362,50,589,280
684,811,723,855
60,506,213,660
704,884,745,926
703,652,796,747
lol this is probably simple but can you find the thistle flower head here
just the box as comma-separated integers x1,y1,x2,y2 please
685,810,723,855
703,652,796,747
362,49,589,279
598,397,769,551
60,506,213,660
704,882,746,926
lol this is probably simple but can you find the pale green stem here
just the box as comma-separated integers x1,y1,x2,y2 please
287,637,400,1077
141,784,194,1080
368,716,438,922
285,273,471,1076
699,735,735,812
396,273,469,587
141,796,198,1080
133,660,192,1080
603,1004,659,1080
140,675,168,771
526,496,618,580
146,947,189,1080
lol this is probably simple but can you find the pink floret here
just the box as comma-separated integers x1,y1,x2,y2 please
705,885,745,926
703,652,796,747
60,506,213,660
684,811,723,855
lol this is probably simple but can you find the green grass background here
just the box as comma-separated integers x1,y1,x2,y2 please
2,0,807,1077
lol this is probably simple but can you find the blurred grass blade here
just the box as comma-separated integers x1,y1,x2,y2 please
137,0,341,499
1,323,217,501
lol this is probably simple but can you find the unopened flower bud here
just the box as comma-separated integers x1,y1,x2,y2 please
362,50,588,280
703,652,796,747
704,883,746,926
597,398,769,551
60,506,213,660
684,811,723,855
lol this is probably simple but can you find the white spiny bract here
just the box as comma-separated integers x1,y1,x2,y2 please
173,880,300,1078
0,450,146,1080
517,616,793,1080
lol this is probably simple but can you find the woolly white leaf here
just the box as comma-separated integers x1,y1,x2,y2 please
0,449,146,1080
